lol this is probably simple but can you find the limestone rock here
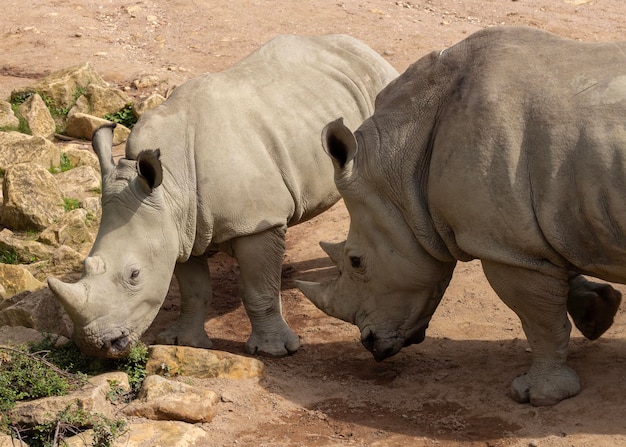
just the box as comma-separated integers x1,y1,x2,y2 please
146,345,265,379
0,100,19,129
11,371,130,427
65,112,130,143
123,374,219,423
0,228,54,264
55,165,101,200
31,244,85,278
65,421,210,447
69,84,132,119
133,93,166,118
0,325,69,348
0,131,61,171
11,62,108,112
0,287,73,338
1,163,64,231
39,208,95,254
0,264,44,299
0,433,27,447
61,144,101,171
18,93,56,140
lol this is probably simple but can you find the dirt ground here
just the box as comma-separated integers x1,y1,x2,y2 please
3,1,626,446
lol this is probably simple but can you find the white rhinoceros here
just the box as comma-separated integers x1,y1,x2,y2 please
47,34,398,359
297,27,626,406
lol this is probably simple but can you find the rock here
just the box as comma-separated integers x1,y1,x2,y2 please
0,325,69,347
11,371,130,427
54,165,101,200
66,421,210,447
39,208,95,254
69,84,132,119
10,62,108,112
133,93,166,118
1,163,64,231
18,93,56,140
146,345,265,379
0,287,73,338
61,144,101,171
0,433,27,446
0,228,54,264
32,244,85,278
64,112,130,143
0,100,19,129
0,131,61,172
123,374,219,423
0,264,44,299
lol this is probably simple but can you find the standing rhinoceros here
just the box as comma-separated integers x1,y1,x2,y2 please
297,27,626,406
47,34,398,359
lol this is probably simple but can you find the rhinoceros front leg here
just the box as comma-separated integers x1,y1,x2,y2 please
482,261,580,406
155,255,213,349
567,272,622,340
231,226,300,356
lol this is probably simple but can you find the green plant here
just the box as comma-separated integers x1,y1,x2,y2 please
40,94,69,118
59,153,73,172
73,86,87,100
115,342,148,394
62,197,81,212
104,103,137,128
0,248,19,264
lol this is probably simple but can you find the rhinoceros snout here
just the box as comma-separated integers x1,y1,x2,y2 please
106,335,131,357
360,329,401,362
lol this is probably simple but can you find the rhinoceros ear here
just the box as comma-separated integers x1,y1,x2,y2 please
137,149,163,192
92,123,117,177
322,118,357,171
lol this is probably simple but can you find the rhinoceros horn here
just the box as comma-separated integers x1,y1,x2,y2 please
47,277,89,324
296,279,355,324
92,123,117,178
319,240,345,266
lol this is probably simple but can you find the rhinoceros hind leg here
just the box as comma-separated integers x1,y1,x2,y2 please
155,256,213,349
232,227,300,357
482,261,580,406
567,273,622,340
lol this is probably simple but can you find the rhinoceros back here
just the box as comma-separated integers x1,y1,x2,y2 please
126,34,397,253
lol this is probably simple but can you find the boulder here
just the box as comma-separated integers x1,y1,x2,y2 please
146,345,265,379
0,132,61,172
39,208,95,254
61,144,101,171
0,325,69,348
64,112,130,143
10,62,108,112
123,375,219,423
55,165,101,200
0,288,73,338
133,93,166,118
69,84,132,119
18,93,56,140
1,163,64,231
0,264,45,299
0,228,54,264
0,100,19,129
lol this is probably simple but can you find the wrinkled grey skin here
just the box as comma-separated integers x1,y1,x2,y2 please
298,27,626,406
47,34,398,360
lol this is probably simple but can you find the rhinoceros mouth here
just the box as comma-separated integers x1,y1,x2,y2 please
73,326,135,359
360,322,429,362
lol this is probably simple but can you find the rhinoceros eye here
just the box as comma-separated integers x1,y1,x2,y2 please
349,256,362,269
130,269,140,281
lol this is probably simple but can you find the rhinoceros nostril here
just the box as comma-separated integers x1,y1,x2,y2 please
110,336,130,354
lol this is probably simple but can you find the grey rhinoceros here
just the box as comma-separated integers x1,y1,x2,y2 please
297,27,626,406
47,34,398,359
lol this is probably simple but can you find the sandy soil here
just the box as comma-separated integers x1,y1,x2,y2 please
3,1,626,446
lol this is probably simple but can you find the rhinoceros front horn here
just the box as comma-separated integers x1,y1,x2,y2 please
296,279,355,324
47,277,89,324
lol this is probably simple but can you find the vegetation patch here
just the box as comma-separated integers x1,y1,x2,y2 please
104,103,137,128
0,247,19,265
62,197,81,212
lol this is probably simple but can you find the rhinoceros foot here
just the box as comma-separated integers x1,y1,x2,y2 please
155,323,213,349
245,323,300,357
567,276,622,340
510,363,580,406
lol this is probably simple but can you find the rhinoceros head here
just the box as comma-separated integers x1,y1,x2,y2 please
297,118,455,361
47,123,179,358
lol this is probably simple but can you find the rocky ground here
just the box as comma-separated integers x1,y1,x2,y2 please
2,1,626,446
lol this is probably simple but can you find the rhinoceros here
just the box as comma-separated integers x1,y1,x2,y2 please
297,26,626,406
47,34,398,359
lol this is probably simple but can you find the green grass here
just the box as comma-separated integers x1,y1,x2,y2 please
104,103,137,128
62,198,81,212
